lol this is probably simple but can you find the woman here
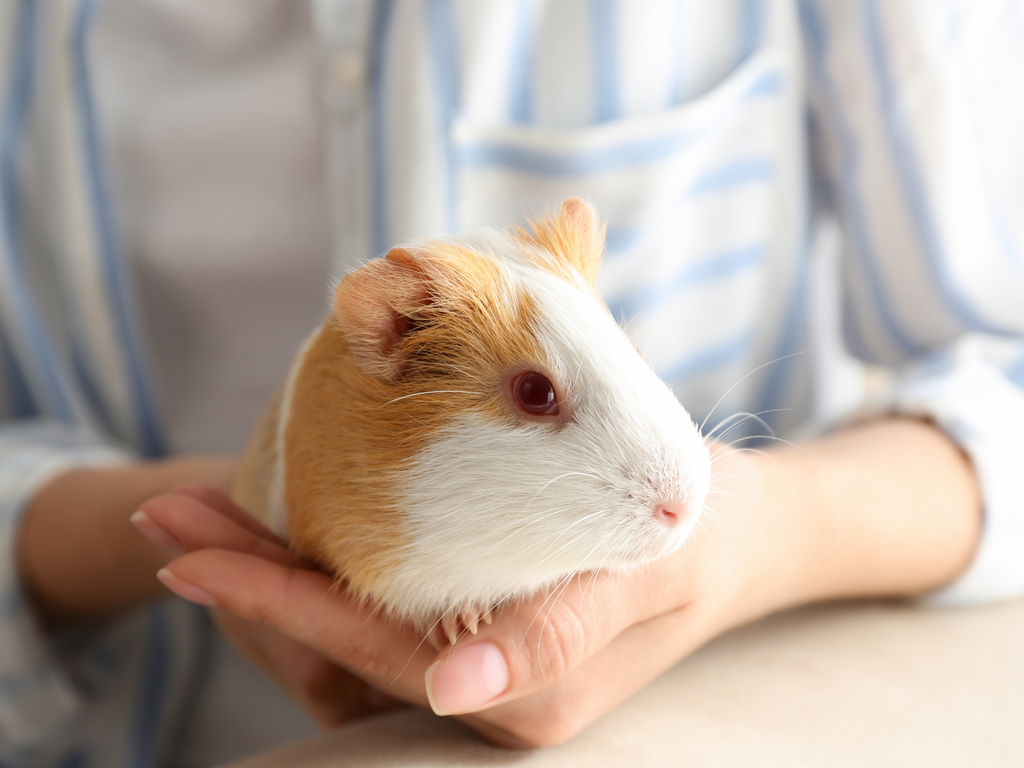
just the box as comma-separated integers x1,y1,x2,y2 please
3,0,1023,764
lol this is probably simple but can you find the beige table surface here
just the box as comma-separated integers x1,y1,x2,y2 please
227,599,1024,767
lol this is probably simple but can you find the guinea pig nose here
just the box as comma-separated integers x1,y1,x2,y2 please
654,501,686,528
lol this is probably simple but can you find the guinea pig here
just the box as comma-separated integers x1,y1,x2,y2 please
233,198,711,646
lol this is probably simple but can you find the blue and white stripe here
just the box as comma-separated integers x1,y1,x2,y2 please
69,0,164,457
0,0,82,425
0,0,165,455
800,0,1024,363
0,0,193,765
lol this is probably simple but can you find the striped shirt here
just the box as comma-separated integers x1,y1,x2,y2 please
2,0,1023,764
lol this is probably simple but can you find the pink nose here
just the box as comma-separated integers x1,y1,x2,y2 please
654,501,686,528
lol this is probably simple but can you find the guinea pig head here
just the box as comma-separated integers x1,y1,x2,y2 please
288,198,710,628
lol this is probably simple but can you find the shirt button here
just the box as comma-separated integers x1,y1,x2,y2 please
331,50,366,87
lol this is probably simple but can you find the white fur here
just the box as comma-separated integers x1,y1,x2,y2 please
377,229,711,626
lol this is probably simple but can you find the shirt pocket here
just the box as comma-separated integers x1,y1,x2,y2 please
450,47,806,417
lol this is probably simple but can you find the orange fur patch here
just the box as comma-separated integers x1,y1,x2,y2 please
513,197,605,292
278,242,551,604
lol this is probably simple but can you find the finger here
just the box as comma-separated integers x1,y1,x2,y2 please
462,603,716,748
167,483,284,545
161,550,435,702
134,494,301,568
211,607,373,729
423,557,695,717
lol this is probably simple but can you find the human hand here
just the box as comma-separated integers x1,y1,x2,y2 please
140,417,981,747
135,484,407,729
17,454,238,625
134,448,778,747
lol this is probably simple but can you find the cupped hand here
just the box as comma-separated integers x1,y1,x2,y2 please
133,485,408,729
135,418,987,746
134,450,774,747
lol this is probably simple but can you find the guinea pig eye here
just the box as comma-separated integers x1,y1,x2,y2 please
513,372,559,416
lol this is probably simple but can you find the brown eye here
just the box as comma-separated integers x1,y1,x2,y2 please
513,372,559,416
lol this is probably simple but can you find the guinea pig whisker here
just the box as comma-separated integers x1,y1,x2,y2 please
396,613,449,685
718,445,776,464
440,507,601,602
708,443,778,466
698,503,726,535
447,520,564,564
691,517,717,556
489,565,576,641
579,525,627,609
699,351,807,435
476,506,579,555
382,389,481,407
533,576,583,678
704,471,770,488
706,410,782,443
724,433,808,453
436,501,579,554
574,524,624,592
559,507,617,536
527,565,595,677
709,456,785,494
527,471,604,507
701,488,741,503
535,524,630,653
489,521,610,611
519,520,609,576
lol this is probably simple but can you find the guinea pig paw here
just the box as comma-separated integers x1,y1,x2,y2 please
429,606,493,649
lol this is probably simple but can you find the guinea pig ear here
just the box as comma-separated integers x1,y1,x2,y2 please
333,247,430,380
526,197,605,288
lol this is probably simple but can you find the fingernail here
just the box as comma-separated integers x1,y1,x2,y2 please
130,511,184,554
424,642,509,716
157,568,217,607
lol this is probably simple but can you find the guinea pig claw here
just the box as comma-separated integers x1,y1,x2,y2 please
440,613,460,646
483,611,493,626
463,608,480,635
434,607,488,647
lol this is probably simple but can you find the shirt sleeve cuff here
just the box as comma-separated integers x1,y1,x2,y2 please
891,362,1024,607
0,422,130,748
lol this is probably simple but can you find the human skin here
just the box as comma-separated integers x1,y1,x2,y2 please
130,415,981,747
14,453,395,725
17,455,237,625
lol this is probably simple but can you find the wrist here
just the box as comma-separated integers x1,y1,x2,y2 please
698,418,983,638
695,444,828,634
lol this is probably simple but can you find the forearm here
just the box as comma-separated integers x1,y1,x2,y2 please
709,417,983,632
17,456,237,625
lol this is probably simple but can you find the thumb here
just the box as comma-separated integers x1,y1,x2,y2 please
424,570,659,716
